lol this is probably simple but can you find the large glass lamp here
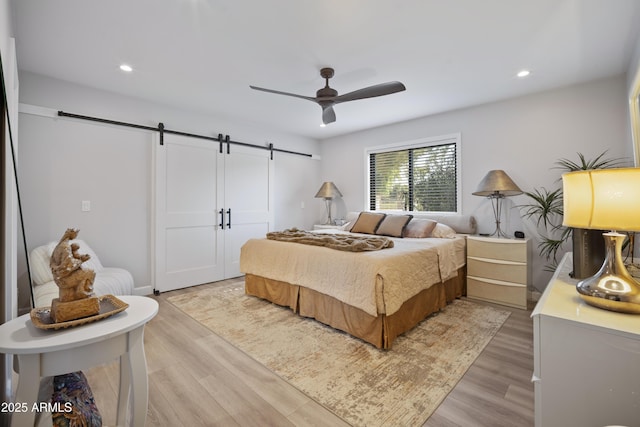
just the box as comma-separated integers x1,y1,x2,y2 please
562,168,640,313
315,182,342,225
472,170,523,238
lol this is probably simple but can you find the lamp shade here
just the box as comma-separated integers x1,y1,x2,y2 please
315,182,342,199
562,168,640,231
472,170,523,197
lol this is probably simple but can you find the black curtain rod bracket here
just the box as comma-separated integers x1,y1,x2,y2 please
158,122,164,145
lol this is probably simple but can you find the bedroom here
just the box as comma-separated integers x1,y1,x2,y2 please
2,0,640,426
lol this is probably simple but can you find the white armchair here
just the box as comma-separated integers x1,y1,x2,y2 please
29,239,134,307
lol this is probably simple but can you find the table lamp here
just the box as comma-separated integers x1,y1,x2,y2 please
315,182,342,225
472,170,523,237
562,167,640,313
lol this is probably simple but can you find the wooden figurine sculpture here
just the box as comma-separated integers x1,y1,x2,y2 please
50,228,100,323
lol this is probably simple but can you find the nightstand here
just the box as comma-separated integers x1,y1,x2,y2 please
313,224,341,230
466,235,531,309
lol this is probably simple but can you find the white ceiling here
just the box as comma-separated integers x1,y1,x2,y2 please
11,0,640,140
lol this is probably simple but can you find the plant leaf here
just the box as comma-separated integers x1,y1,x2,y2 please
519,188,563,229
553,150,626,172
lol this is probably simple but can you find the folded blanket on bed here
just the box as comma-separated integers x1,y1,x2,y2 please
267,228,394,251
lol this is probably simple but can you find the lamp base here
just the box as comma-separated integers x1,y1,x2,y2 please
576,232,640,314
323,198,333,225
488,194,509,238
489,225,509,238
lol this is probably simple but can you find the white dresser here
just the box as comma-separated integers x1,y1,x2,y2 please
532,253,640,427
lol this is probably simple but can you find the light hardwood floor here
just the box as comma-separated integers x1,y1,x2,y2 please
85,279,535,426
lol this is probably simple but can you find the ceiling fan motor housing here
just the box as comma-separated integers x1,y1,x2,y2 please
317,87,338,98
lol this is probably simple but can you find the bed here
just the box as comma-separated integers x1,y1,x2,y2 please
240,212,476,349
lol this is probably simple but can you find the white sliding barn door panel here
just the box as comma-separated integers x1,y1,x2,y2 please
154,134,224,292
223,145,274,278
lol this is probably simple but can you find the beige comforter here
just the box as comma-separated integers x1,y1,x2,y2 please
240,230,466,317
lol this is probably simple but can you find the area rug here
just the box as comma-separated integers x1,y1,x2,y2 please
167,281,510,427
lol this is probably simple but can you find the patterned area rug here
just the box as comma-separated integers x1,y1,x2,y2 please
167,281,510,426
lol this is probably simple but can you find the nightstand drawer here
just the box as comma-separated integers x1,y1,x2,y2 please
467,276,527,309
468,238,527,263
467,257,527,284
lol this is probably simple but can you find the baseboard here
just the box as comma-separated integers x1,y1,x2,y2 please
133,285,154,296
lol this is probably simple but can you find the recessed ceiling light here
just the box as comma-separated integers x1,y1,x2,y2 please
119,64,133,72
320,123,326,128
516,69,531,78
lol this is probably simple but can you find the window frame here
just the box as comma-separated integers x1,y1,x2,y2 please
364,133,462,214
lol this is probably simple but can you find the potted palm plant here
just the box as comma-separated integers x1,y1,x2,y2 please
520,151,626,277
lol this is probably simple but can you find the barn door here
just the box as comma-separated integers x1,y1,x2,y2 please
154,134,224,292
223,144,274,278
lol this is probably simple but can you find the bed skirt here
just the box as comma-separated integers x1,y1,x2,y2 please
244,267,466,349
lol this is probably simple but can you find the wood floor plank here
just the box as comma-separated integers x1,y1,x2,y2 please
82,280,534,426
152,362,236,426
198,370,295,426
194,334,313,416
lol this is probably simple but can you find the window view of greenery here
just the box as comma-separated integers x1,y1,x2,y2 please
369,143,457,212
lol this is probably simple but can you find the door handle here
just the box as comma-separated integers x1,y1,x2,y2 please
226,209,231,229
219,209,225,230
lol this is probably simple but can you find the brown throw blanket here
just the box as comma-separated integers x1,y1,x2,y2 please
266,228,394,252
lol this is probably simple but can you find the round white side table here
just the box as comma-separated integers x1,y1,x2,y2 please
0,295,158,427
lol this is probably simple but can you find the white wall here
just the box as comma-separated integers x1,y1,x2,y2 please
627,31,640,264
627,30,640,167
319,75,634,291
17,72,322,294
0,0,18,417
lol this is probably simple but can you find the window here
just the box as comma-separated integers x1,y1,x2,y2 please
366,134,461,213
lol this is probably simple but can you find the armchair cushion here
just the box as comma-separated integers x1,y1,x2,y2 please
29,240,133,307
30,240,103,286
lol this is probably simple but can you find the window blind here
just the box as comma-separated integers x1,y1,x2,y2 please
369,142,457,212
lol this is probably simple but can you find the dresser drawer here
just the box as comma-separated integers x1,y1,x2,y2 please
467,238,527,263
467,276,527,309
467,257,527,284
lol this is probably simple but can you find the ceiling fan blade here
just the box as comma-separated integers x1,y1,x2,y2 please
249,85,316,102
333,81,406,104
322,105,336,124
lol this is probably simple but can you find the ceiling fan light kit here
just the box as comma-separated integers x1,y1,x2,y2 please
250,67,406,125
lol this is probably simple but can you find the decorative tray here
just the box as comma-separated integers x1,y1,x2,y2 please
30,295,129,330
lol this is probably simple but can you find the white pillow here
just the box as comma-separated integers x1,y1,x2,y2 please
29,239,104,286
29,244,54,286
431,223,457,238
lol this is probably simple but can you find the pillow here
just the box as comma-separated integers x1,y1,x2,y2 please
376,214,413,237
338,221,353,231
402,218,437,238
30,244,55,286
431,223,457,238
349,212,386,234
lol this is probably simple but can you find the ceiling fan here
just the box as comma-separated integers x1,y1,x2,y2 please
250,67,406,125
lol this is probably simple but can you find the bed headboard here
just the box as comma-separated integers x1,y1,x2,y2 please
345,212,477,235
